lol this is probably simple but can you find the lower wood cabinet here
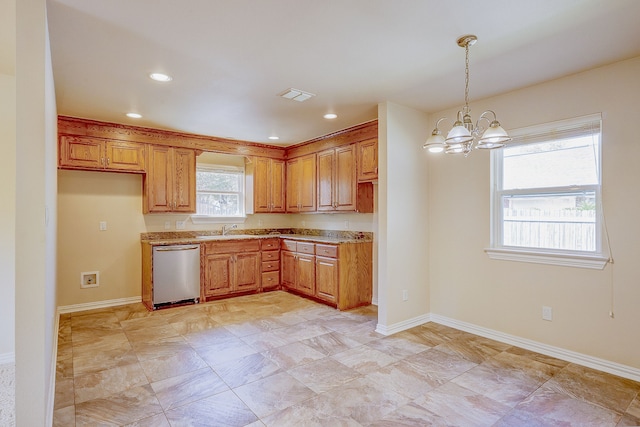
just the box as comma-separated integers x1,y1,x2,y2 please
281,239,371,310
202,240,260,301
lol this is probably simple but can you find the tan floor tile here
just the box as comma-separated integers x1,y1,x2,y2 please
618,413,640,427
213,353,282,388
139,347,208,383
124,323,180,344
364,361,436,400
365,334,431,358
73,332,139,377
54,377,74,410
112,303,155,322
505,345,571,369
195,336,260,366
401,348,477,385
498,384,621,427
434,335,510,364
183,325,240,349
261,394,363,427
369,401,457,427
627,396,640,418
52,404,75,427
288,357,361,394
234,371,316,418
301,331,361,356
165,389,258,427
75,384,163,426
240,329,294,352
261,341,326,370
150,367,228,411
331,345,400,374
122,412,170,426
546,363,640,413
130,335,193,362
414,382,510,426
74,362,148,404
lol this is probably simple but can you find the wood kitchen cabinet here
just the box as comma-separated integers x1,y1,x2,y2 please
260,238,281,290
317,145,357,212
281,240,316,297
286,154,316,213
254,157,286,213
144,145,196,213
202,239,261,301
281,239,371,309
357,138,378,182
59,135,146,172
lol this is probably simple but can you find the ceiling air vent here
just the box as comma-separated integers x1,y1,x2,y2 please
278,88,316,102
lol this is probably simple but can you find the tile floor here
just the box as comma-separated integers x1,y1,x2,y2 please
53,291,640,426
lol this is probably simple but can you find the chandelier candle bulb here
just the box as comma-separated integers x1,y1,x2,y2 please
423,35,512,156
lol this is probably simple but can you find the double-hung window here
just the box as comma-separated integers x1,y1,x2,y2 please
193,165,245,219
487,113,608,269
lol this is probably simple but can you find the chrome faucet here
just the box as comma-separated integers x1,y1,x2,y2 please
222,224,237,236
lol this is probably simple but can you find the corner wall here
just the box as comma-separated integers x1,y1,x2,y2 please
377,102,430,331
427,56,640,370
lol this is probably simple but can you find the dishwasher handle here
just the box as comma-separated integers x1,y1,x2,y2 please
154,245,200,252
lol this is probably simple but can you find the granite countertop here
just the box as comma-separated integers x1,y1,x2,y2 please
142,229,372,246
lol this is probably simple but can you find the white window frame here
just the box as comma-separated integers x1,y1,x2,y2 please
486,113,608,269
191,164,247,224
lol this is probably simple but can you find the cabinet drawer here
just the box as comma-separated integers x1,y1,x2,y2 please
282,240,297,252
262,271,280,288
262,260,279,272
261,238,280,250
315,244,338,258
297,242,315,255
262,250,280,262
204,240,260,254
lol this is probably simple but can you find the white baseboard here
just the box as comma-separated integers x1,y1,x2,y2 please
46,311,60,427
375,313,431,336
0,352,15,365
430,313,640,383
57,296,141,314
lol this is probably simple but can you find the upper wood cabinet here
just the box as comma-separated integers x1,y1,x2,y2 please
59,135,146,173
143,145,196,213
286,154,316,213
317,145,357,212
357,138,378,182
254,157,286,213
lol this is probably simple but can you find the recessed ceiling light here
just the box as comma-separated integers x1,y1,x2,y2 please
268,136,280,140
126,112,142,119
149,73,172,82
324,113,338,119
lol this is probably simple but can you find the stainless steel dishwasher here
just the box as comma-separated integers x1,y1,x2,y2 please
152,244,200,308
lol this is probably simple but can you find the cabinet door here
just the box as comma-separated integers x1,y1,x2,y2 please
234,252,260,292
299,154,317,212
270,159,286,213
285,159,301,212
204,254,233,297
296,254,316,296
357,138,378,182
173,148,196,213
281,251,296,288
335,145,357,211
145,145,173,213
317,149,335,211
253,157,271,213
59,136,104,169
315,256,338,304
105,141,146,172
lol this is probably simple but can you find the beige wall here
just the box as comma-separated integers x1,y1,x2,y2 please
427,56,640,369
377,102,430,329
15,0,58,424
0,75,16,359
57,168,375,307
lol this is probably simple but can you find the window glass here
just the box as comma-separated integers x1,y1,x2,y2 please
196,166,244,217
492,115,602,254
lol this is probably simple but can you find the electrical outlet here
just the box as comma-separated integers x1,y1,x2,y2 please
99,221,107,231
164,221,171,230
80,271,99,288
176,220,186,230
402,290,408,301
542,306,553,321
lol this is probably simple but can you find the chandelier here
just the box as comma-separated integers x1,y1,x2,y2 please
424,35,511,156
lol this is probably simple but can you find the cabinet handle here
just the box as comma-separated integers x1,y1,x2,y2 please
101,157,105,166
106,157,110,165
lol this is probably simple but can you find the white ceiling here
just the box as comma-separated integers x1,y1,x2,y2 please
46,0,640,146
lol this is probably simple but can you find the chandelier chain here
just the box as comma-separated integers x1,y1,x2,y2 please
464,43,470,110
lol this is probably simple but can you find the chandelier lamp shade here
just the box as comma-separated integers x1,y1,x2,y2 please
424,35,511,156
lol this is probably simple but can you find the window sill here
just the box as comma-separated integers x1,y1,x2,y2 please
190,215,247,225
485,247,609,270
